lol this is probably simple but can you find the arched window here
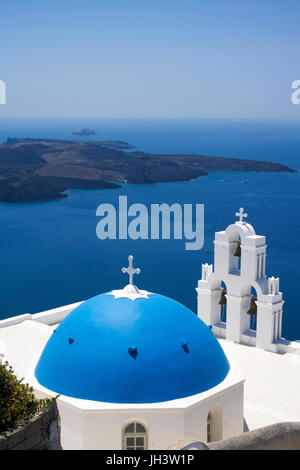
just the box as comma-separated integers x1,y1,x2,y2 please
207,411,213,443
122,422,148,450
206,405,223,443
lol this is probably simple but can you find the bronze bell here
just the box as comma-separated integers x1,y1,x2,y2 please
234,241,241,257
247,296,257,316
219,289,227,306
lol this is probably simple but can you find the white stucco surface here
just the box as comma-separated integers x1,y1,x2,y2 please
220,339,300,430
0,320,53,378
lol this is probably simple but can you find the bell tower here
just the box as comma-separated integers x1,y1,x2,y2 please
196,209,284,352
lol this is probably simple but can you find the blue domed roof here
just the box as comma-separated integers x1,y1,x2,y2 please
35,288,230,404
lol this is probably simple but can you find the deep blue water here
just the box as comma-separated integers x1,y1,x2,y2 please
0,118,299,340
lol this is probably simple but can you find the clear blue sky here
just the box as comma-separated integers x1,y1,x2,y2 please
1,0,300,119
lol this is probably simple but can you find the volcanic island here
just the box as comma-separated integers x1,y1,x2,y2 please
0,137,295,202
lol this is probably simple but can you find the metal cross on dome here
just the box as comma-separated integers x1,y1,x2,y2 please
122,255,141,285
235,207,248,223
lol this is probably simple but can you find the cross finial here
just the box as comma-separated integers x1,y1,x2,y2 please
235,207,248,223
122,255,141,285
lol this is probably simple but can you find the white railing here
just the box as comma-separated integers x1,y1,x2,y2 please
0,301,84,329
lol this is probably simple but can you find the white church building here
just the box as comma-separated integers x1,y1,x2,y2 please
0,209,300,450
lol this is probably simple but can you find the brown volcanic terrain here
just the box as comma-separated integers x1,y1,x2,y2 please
0,138,295,202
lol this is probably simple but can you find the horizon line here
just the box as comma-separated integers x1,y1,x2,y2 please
0,116,300,123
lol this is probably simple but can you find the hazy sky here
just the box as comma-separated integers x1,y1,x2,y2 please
1,0,300,119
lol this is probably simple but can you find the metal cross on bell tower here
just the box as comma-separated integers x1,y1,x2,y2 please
122,255,141,285
235,207,248,223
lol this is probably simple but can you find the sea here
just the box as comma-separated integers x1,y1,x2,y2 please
0,118,299,340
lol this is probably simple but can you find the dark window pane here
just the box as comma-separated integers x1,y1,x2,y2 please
126,437,134,446
136,447,144,450
136,423,145,433
136,437,144,446
125,423,134,433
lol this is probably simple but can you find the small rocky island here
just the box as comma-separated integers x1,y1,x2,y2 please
0,137,295,202
72,128,96,136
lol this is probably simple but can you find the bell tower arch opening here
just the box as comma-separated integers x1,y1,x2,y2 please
247,287,258,331
218,281,227,323
228,231,242,275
